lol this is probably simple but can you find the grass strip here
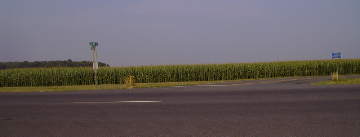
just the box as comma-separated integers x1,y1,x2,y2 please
0,81,222,93
314,78,360,86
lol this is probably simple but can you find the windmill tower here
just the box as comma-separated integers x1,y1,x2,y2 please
89,41,99,84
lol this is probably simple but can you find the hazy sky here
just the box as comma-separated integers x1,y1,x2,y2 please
1,0,359,66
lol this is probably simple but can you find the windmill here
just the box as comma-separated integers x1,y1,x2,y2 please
89,41,99,84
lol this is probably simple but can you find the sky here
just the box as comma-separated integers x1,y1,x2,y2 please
1,0,359,66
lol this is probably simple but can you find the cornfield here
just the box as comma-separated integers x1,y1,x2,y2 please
1,59,359,87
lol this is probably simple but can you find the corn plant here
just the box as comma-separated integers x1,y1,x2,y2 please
1,59,360,87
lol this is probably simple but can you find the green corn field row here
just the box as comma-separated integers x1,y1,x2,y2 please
1,59,360,87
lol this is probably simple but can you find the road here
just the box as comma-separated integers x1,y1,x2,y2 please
1,77,360,137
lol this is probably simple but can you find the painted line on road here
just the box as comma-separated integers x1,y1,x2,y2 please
72,100,161,104
173,86,185,88
116,101,161,103
231,83,253,86
196,85,227,87
259,79,299,84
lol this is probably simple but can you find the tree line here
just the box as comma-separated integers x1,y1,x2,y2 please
0,59,110,70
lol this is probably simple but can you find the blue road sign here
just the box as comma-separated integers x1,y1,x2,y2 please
332,52,341,59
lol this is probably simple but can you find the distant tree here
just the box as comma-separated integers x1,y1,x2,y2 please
0,60,110,70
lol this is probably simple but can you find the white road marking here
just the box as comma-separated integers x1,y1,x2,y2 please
173,86,185,88
116,101,161,103
231,83,253,86
72,100,161,104
197,85,227,87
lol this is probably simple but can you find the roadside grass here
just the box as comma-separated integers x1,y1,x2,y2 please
313,78,360,86
0,81,223,93
5,75,357,92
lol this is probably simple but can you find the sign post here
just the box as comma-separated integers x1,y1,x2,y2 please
89,42,99,85
331,52,341,80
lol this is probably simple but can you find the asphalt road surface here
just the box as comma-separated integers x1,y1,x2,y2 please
1,77,360,137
